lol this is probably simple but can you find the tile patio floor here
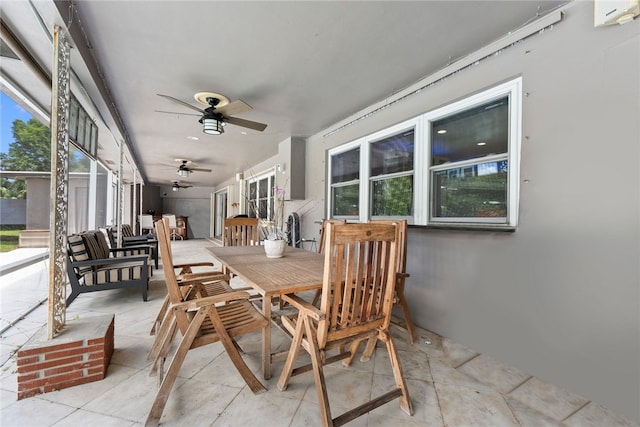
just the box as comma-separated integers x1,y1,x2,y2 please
0,239,637,427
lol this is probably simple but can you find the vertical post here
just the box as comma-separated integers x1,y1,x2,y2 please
132,170,137,233
117,141,124,247
47,26,70,339
139,178,144,234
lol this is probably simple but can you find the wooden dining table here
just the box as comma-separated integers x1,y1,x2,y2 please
206,245,324,379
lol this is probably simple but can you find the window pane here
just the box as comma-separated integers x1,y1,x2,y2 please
258,198,268,219
371,130,414,177
332,184,359,216
431,97,508,165
95,162,109,228
258,177,268,198
331,147,360,183
371,175,413,216
432,160,508,218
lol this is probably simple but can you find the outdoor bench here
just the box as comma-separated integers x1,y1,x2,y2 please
66,230,150,306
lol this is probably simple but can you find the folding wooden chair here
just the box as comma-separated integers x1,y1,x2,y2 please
277,222,413,427
145,220,268,426
149,218,230,335
369,219,416,345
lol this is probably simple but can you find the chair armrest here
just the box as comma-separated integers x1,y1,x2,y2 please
398,272,410,279
281,294,325,321
177,273,230,285
123,236,149,243
173,262,214,269
70,255,148,268
172,291,251,311
110,245,151,255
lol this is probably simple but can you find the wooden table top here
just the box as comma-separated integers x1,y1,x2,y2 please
207,245,324,296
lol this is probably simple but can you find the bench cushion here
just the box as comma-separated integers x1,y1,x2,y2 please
68,234,92,275
81,262,145,285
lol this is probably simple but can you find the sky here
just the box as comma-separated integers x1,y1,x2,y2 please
1,91,33,154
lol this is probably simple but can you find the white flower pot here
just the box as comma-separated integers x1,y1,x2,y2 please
264,239,286,258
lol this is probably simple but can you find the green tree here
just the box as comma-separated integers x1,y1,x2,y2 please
0,118,51,171
0,118,51,199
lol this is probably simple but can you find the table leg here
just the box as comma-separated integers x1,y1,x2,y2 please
262,295,272,380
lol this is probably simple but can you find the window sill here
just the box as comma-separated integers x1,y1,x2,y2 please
412,223,516,232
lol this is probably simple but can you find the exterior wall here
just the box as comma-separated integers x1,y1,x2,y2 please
160,185,214,238
303,2,639,422
0,199,26,225
25,179,49,229
141,184,162,216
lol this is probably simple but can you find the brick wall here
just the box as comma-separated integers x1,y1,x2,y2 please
16,314,114,400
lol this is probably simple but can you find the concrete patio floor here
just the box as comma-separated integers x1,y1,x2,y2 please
0,239,637,426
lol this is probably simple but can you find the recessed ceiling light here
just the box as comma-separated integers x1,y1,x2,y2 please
241,131,247,135
437,129,447,134
477,142,487,146
187,136,199,140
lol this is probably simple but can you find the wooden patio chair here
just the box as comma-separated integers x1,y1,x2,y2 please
368,219,416,345
148,218,231,335
277,222,413,427
145,219,268,427
223,216,260,246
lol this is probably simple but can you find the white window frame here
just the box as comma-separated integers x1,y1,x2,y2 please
423,78,522,228
326,77,522,229
328,118,421,224
246,169,276,220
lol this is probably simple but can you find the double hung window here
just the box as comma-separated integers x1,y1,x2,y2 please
246,172,275,220
327,78,521,229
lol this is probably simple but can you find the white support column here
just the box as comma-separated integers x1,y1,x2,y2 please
132,170,137,233
47,26,70,339
117,141,124,247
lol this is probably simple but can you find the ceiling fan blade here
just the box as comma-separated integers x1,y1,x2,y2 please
157,94,203,113
189,167,212,172
225,116,268,132
217,99,252,116
155,110,201,117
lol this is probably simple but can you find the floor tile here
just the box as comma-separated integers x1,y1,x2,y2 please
435,380,519,426
563,401,639,427
457,353,531,394
51,408,136,427
508,377,589,422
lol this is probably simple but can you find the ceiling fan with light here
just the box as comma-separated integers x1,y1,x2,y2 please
157,92,267,135
171,180,193,192
175,159,211,178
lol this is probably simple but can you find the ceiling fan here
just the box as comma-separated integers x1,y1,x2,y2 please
157,92,267,134
171,180,192,192
175,159,211,178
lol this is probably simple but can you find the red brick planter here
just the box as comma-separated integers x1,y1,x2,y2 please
16,314,114,400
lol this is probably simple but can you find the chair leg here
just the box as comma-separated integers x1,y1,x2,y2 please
277,314,306,391
150,295,170,335
360,335,378,362
382,330,413,416
305,318,334,427
207,307,266,394
395,283,416,344
145,308,207,427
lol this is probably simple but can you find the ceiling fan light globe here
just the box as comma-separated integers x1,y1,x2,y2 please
202,118,223,135
177,169,189,178
172,186,179,192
